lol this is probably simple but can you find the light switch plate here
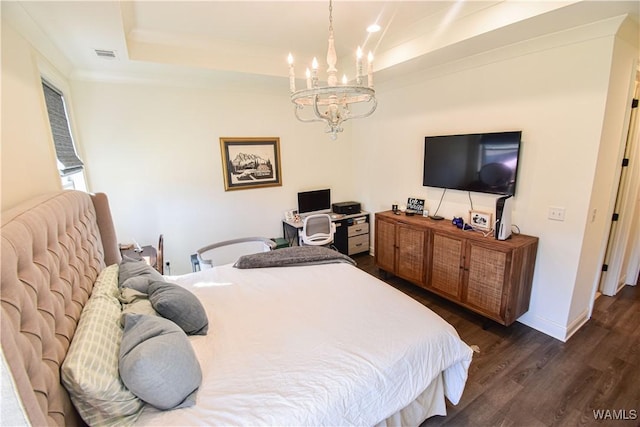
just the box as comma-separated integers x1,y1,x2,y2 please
548,206,565,221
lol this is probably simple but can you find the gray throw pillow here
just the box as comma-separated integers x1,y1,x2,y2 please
119,288,159,326
121,275,156,294
118,257,164,289
119,314,202,410
148,281,209,336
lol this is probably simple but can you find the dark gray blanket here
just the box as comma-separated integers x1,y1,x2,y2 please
233,246,356,269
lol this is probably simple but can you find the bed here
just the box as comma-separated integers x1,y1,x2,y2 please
1,190,473,426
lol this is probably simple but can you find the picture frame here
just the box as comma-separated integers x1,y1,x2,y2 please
284,209,297,222
407,198,425,214
220,137,282,191
469,210,492,230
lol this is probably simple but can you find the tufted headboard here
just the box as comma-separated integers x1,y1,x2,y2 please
1,190,120,426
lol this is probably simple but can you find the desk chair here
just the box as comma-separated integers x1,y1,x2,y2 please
301,214,336,247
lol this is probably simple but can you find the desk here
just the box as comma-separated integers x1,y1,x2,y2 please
282,212,370,256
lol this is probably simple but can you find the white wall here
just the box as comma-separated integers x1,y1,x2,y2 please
71,76,357,274
1,22,61,210
571,19,639,331
353,17,637,340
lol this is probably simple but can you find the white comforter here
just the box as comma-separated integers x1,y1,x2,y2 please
136,262,472,426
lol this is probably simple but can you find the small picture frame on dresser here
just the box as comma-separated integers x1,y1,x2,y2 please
407,198,425,215
469,210,492,230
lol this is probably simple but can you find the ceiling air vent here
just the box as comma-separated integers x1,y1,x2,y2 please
94,49,117,59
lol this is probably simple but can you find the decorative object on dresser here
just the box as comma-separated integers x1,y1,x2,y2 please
407,197,425,214
468,210,492,231
375,210,538,326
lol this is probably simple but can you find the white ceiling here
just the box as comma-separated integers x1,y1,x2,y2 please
4,1,639,84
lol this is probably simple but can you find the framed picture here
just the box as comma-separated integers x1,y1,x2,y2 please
284,209,297,222
407,198,425,214
469,210,492,230
220,137,282,191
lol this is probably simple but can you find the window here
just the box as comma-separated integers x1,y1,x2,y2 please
41,79,87,191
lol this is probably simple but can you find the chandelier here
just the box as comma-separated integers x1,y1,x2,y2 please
287,0,377,140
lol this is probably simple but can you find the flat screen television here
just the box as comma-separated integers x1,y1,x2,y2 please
423,131,522,196
297,189,331,214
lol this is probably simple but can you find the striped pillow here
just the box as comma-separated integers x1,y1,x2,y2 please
61,264,145,426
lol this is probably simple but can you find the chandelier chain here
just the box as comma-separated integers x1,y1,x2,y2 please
329,0,333,33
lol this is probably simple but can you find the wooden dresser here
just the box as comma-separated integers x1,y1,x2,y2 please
375,211,538,326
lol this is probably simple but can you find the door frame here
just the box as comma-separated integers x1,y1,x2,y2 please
599,76,640,296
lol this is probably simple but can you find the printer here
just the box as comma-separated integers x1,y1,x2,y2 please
332,201,361,215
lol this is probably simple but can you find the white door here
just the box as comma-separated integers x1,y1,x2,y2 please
599,80,640,295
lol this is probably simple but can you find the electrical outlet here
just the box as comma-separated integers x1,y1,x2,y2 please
548,206,565,221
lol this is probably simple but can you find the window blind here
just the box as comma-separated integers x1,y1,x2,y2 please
41,80,84,176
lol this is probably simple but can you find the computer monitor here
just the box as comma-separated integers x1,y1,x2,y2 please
297,189,331,214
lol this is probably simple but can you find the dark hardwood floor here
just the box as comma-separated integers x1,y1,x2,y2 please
352,253,640,427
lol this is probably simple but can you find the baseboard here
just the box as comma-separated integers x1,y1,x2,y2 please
516,312,572,342
563,309,590,341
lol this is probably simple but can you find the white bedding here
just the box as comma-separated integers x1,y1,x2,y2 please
135,262,473,426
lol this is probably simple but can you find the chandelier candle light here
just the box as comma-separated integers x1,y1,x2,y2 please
288,0,377,140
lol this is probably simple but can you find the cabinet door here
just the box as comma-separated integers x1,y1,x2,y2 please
428,232,463,299
396,224,427,285
463,242,509,319
333,220,348,254
375,217,396,273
